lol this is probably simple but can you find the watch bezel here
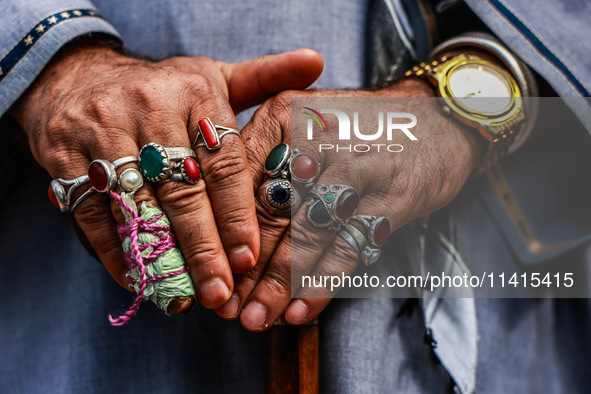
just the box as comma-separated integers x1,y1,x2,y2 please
435,56,523,133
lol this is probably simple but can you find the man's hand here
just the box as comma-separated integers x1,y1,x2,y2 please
9,42,323,309
215,79,483,329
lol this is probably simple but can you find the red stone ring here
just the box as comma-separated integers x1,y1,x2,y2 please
193,117,240,151
290,152,321,187
264,143,321,187
88,156,140,193
350,215,391,248
139,143,201,184
48,156,139,212
338,222,385,266
306,184,360,231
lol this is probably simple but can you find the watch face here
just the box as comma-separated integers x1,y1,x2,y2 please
448,63,513,115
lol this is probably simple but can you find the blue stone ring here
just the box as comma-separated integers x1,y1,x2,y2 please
257,178,300,216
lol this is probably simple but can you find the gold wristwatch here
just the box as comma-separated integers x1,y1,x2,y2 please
406,54,525,166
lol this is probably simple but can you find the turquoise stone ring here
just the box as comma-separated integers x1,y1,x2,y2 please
306,184,360,231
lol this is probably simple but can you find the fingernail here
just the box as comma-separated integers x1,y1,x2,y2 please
285,300,308,324
241,302,267,331
167,296,196,315
199,279,230,307
216,293,240,319
228,246,255,273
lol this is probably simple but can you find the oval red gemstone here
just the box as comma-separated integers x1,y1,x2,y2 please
183,157,201,181
198,118,220,149
373,218,391,246
48,186,59,209
335,189,359,220
89,161,108,191
291,153,318,181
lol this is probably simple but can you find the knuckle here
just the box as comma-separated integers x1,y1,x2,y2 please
261,264,292,297
242,120,283,168
218,205,256,231
123,80,164,113
270,90,293,116
43,123,79,158
81,91,121,125
45,113,69,136
74,195,109,223
391,171,413,199
205,149,248,184
329,239,360,271
96,235,126,268
265,91,293,129
184,242,225,274
185,73,215,97
290,212,329,250
49,151,87,177
158,181,208,215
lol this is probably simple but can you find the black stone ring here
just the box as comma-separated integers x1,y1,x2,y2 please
306,184,360,231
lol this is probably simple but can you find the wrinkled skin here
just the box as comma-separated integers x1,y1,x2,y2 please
9,43,324,309
219,79,483,331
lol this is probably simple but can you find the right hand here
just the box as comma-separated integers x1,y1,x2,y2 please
9,41,323,309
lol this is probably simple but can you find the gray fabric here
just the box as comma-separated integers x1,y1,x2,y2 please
1,0,591,393
464,0,591,130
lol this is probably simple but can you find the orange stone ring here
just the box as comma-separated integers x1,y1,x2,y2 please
193,117,241,151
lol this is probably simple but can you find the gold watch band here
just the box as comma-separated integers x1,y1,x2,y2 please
404,55,522,171
403,55,449,78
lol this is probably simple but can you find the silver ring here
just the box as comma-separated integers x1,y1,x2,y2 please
306,184,359,231
112,156,141,168
139,143,198,183
264,143,292,178
349,215,391,247
264,144,321,186
289,152,321,187
257,178,301,216
49,156,139,212
88,156,139,193
49,175,90,212
193,117,240,150
338,224,382,266
118,168,144,193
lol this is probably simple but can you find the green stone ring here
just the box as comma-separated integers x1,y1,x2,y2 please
264,143,292,177
264,143,321,188
139,143,197,183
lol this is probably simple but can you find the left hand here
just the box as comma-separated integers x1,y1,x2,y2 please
216,78,483,331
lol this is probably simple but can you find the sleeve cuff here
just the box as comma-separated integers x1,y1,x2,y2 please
0,9,121,116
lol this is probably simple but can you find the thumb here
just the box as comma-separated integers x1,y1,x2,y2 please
218,48,324,113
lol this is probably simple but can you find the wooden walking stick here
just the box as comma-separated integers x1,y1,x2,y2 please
266,317,319,394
